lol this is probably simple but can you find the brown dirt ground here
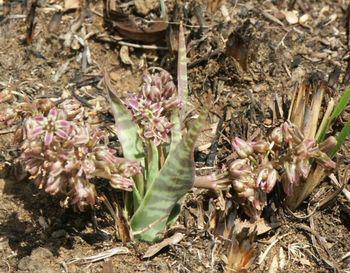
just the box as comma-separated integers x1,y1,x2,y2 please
1,0,350,272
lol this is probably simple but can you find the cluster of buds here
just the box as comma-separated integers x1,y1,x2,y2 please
125,68,181,146
17,103,141,210
228,122,336,219
228,139,273,219
273,122,336,196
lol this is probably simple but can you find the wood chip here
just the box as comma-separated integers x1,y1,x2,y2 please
143,233,184,258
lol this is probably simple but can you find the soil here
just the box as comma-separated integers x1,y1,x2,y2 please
1,0,350,272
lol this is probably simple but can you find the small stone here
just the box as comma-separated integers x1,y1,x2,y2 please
18,256,31,271
284,10,298,25
299,14,310,24
134,0,159,16
51,229,67,238
31,247,53,260
109,71,119,82
18,247,57,273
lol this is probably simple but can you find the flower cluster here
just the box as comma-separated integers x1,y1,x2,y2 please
18,104,141,210
125,68,181,146
228,122,336,219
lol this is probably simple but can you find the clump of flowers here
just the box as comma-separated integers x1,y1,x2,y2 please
226,122,336,219
17,101,141,210
125,68,181,146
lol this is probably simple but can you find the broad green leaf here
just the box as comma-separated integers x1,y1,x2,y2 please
330,120,350,158
106,77,146,202
108,90,145,163
169,110,181,154
317,86,350,142
130,112,205,242
145,141,159,191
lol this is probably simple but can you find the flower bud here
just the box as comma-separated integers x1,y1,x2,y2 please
160,70,172,83
283,122,304,144
232,179,245,191
257,168,278,193
229,159,250,178
163,81,176,98
319,136,337,153
142,73,152,84
270,127,283,145
296,159,311,179
284,161,299,185
314,152,336,169
251,140,269,154
295,139,315,158
153,77,162,90
232,137,253,158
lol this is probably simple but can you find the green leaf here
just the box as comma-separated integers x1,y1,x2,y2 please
108,90,145,162
106,82,146,202
145,141,159,191
130,112,206,242
169,110,181,154
317,86,350,142
330,120,350,158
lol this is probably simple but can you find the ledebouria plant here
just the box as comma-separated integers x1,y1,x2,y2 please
99,23,206,242
105,65,205,242
199,121,337,219
18,104,141,211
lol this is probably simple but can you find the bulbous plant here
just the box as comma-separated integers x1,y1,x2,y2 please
199,78,350,218
105,67,205,242
15,100,141,211
225,123,336,219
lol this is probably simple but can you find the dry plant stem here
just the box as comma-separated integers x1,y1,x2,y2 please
286,165,326,210
286,82,326,210
289,83,306,129
316,98,334,140
303,84,324,139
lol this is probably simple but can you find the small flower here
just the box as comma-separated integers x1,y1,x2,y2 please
251,140,270,154
319,136,337,153
232,137,253,158
260,168,278,193
282,122,304,144
229,159,251,178
28,108,72,146
69,178,96,211
270,127,283,145
296,159,311,179
110,174,134,191
284,161,299,186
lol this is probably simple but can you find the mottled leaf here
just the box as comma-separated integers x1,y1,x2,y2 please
131,112,205,242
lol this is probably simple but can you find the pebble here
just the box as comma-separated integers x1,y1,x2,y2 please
51,229,67,238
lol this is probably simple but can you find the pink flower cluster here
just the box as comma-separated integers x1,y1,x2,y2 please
18,103,141,210
125,68,181,146
228,122,336,219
